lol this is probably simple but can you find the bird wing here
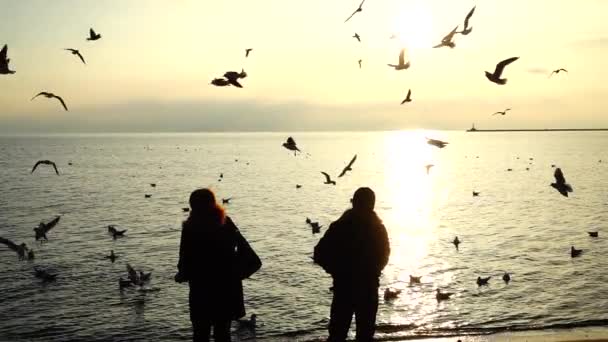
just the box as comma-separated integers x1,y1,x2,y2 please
493,57,519,77
0,44,7,61
227,79,243,88
358,0,366,9
406,89,411,100
443,26,459,42
89,28,96,37
286,136,296,145
31,92,47,101
43,216,61,234
346,154,357,169
51,161,60,175
321,172,332,182
53,95,69,111
75,51,86,64
398,49,405,66
31,160,44,173
126,264,140,284
0,237,19,253
554,168,566,185
464,6,476,29
560,68,568,73
344,8,358,23
492,112,502,115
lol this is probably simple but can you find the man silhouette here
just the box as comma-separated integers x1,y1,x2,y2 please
313,187,390,342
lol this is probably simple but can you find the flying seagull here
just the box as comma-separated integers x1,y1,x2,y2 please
458,6,476,35
344,0,366,23
338,154,357,177
64,49,86,65
400,89,412,104
34,216,61,241
87,28,101,41
223,69,247,88
108,225,127,239
353,33,361,42
550,68,568,77
105,250,118,263
425,164,434,174
282,136,301,155
211,78,231,87
388,48,410,70
0,237,29,260
245,48,253,57
485,57,519,85
31,160,60,175
321,172,336,185
31,92,68,111
550,168,573,197
477,276,491,286
358,59,362,69
0,44,16,74
222,197,232,204
427,138,448,149
493,108,511,116
433,26,459,49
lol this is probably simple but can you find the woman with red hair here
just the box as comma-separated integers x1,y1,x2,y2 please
175,188,260,342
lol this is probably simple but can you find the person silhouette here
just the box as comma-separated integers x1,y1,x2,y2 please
175,188,261,342
313,187,390,342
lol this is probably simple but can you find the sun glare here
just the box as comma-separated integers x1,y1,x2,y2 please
393,4,435,51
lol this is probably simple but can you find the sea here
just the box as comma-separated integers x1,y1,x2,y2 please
0,131,607,341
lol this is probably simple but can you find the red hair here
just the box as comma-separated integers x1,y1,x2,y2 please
188,188,226,225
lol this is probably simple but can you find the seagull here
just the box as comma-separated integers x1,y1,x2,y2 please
222,197,232,204
105,250,118,263
472,191,480,197
31,160,60,175
458,6,476,35
127,264,143,286
150,183,156,187
31,92,69,111
344,0,366,23
182,207,190,212
400,89,412,105
485,57,519,85
588,232,599,238
338,155,357,177
145,194,152,198
433,26,459,48
550,168,573,197
0,237,29,260
452,236,460,251
502,272,511,284
108,225,127,239
34,267,57,282
507,168,513,172
353,33,361,42
550,68,568,77
571,246,583,258
64,49,86,65
311,222,322,234
237,314,257,331
224,69,247,88
425,164,434,175
34,216,61,241
282,136,301,155
139,271,152,283
0,44,16,74
358,59,362,69
245,48,253,57
306,217,312,225
436,289,453,301
87,28,101,41
321,172,336,185
296,184,302,189
493,108,511,116
477,276,491,286
388,48,410,70
409,275,422,284
383,288,401,300
427,138,448,149
211,78,231,87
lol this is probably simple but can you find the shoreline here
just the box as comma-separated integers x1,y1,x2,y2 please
466,128,608,132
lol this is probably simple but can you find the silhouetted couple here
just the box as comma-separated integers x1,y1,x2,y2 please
176,187,389,342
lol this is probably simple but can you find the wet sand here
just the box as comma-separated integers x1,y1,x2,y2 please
395,327,608,342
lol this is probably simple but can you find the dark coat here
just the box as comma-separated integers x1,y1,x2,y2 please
178,215,249,320
313,209,390,287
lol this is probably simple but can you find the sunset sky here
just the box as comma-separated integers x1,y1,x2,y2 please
1,0,607,132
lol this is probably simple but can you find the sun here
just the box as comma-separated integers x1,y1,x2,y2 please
393,4,435,50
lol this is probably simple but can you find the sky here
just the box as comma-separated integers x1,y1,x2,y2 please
1,0,608,132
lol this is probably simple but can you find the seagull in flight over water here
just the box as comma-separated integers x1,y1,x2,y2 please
493,108,511,116
0,44,16,74
550,68,568,77
485,57,519,85
425,164,434,174
427,138,448,149
550,167,573,197
433,26,459,48
31,160,60,175
388,49,410,70
321,172,336,185
344,0,366,23
401,89,412,104
31,92,69,111
338,155,357,177
245,48,253,57
64,49,86,65
353,33,361,42
34,216,61,241
358,59,362,69
87,28,101,41
0,237,30,260
458,6,476,35
282,136,301,155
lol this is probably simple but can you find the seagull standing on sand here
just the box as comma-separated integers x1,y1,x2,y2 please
353,33,361,42
344,0,366,23
338,155,357,177
433,26,459,48
485,57,519,85
0,237,29,260
64,49,86,65
245,48,253,57
550,68,568,77
388,48,410,70
571,246,582,258
458,6,476,35
31,160,60,175
493,108,511,116
550,168,573,197
427,138,448,149
87,28,101,41
401,89,412,104
31,92,69,111
0,44,16,74
35,216,61,241
321,172,336,185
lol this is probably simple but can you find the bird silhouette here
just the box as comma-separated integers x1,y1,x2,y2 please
64,49,86,65
245,48,253,57
105,250,118,263
0,237,29,260
493,108,511,116
211,78,231,87
588,232,599,238
477,276,491,286
388,48,410,70
87,28,101,41
485,57,519,85
433,26,459,48
34,216,61,241
321,172,336,185
296,184,302,189
126,264,143,286
502,272,511,284
223,69,247,88
427,138,448,148
409,275,422,284
145,194,152,198
570,246,583,258
344,0,366,23
452,236,460,251
358,59,362,69
383,288,401,300
550,168,573,197
472,191,480,197
550,68,568,77
311,222,322,234
108,225,127,239
31,92,68,111
0,44,16,74
34,267,57,282
458,6,476,35
353,33,361,42
338,155,357,177
436,289,453,301
31,160,60,175
182,207,190,212
282,136,301,155
222,197,232,204
425,164,434,175
150,183,156,187
401,89,412,104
